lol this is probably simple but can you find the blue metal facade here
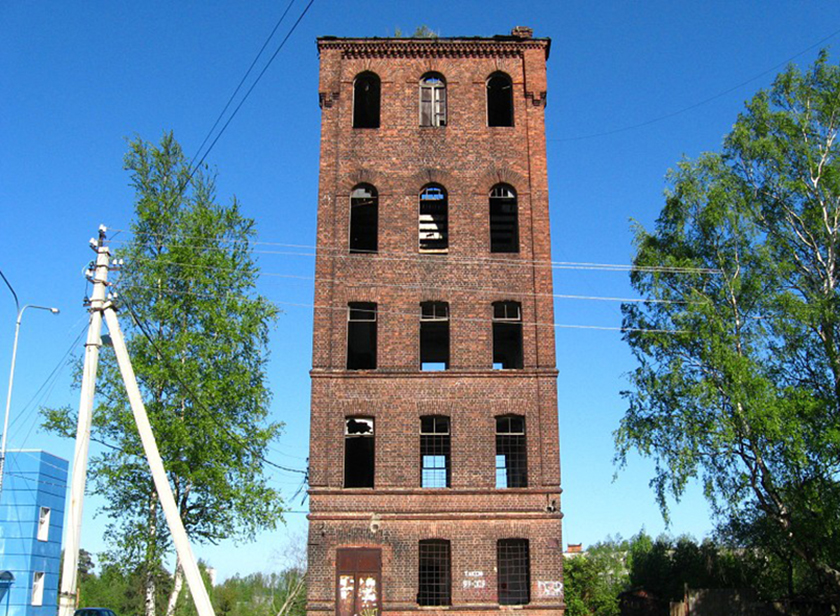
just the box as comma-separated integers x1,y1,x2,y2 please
0,451,69,616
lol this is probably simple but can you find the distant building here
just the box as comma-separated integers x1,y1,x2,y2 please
307,27,564,616
0,451,69,616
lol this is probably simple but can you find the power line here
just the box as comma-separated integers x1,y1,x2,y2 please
107,233,721,275
121,254,701,305
116,282,687,335
186,0,316,184
188,0,299,174
118,290,308,475
550,26,840,142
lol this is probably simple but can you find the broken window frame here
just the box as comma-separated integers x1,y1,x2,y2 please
497,538,530,605
420,415,451,488
489,184,519,253
417,539,452,606
495,415,527,488
487,72,514,127
419,184,449,253
347,302,377,370
492,301,523,369
344,417,375,488
353,71,381,129
419,73,447,127
420,301,450,370
349,184,378,254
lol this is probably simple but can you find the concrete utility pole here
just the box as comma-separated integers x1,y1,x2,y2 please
59,227,110,616
60,227,214,616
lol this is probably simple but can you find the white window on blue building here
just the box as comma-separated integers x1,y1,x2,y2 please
37,506,51,541
31,571,45,606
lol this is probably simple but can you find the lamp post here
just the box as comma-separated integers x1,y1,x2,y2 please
0,270,59,500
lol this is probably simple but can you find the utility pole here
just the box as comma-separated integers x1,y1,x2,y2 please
60,227,215,616
58,227,109,616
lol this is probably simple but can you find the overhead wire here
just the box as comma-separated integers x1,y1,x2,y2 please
116,282,686,335
106,232,721,275
117,290,308,475
120,254,701,305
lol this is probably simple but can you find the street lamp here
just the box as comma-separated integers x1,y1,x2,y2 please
0,270,59,500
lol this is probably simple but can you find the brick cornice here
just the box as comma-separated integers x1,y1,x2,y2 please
317,37,550,60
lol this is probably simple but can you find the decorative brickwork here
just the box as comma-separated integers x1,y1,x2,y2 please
308,28,564,616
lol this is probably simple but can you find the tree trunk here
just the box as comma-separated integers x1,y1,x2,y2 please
165,560,184,616
145,494,158,616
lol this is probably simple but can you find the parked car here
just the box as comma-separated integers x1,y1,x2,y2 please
74,608,117,616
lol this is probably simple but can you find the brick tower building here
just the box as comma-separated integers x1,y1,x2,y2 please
308,28,564,616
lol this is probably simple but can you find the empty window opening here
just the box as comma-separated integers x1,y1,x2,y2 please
420,416,450,488
32,571,45,606
497,539,530,605
350,184,378,253
418,540,452,606
493,301,523,369
420,301,449,370
487,72,514,127
37,506,51,542
337,549,381,616
345,417,375,488
496,415,527,488
490,184,519,253
420,73,447,127
353,72,381,129
347,302,377,370
419,185,448,253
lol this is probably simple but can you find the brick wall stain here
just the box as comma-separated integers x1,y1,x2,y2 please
308,32,564,615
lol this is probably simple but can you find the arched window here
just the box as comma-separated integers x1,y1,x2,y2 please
350,184,378,253
419,185,448,253
487,72,513,127
419,73,447,127
489,184,519,253
353,72,380,128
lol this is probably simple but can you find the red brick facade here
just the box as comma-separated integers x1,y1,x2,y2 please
308,29,564,616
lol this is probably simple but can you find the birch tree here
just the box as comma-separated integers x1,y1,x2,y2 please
617,52,840,597
44,132,284,615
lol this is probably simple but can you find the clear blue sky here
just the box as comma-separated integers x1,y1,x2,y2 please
2,1,839,581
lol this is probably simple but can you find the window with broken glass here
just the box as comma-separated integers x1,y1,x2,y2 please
350,184,378,253
496,415,527,488
419,73,447,127
497,539,530,605
420,301,449,370
487,72,514,127
492,301,523,369
347,302,377,370
418,539,452,606
344,417,375,488
420,415,450,488
353,72,381,129
489,184,519,253
419,185,448,253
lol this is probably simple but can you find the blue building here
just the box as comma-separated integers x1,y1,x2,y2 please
0,451,69,616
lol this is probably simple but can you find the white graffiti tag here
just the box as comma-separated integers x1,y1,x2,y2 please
537,580,564,598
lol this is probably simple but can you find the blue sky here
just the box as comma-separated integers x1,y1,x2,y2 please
2,1,839,581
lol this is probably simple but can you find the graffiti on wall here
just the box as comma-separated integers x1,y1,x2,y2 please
537,580,564,598
462,570,486,589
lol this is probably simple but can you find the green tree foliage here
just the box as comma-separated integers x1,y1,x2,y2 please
43,132,283,615
563,538,628,616
617,52,840,595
